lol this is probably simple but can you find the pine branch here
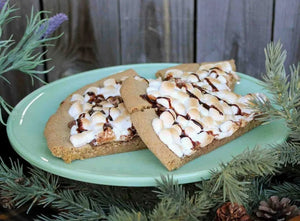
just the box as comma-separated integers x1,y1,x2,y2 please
0,158,24,182
263,41,288,106
208,146,279,205
266,182,300,202
108,208,147,221
246,177,271,212
60,176,161,213
150,175,215,220
149,192,214,221
273,141,300,166
154,175,185,202
0,159,106,220
252,41,300,142
38,212,107,221
148,199,178,221
65,182,145,212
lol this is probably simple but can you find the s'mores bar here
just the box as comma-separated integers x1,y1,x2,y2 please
121,61,263,171
44,69,146,163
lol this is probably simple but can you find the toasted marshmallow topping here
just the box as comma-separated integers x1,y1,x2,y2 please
145,77,259,158
68,78,136,147
164,61,239,91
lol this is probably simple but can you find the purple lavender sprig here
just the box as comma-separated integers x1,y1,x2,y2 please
0,0,6,11
40,13,68,39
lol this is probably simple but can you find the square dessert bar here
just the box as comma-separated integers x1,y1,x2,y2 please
121,60,262,170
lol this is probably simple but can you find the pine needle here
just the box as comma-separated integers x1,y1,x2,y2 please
0,96,13,125
273,141,300,166
154,175,185,201
108,208,147,221
252,41,300,142
208,146,279,205
266,182,300,202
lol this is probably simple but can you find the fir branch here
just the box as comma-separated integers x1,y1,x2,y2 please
151,175,215,220
246,177,271,212
0,159,106,220
154,175,185,202
38,212,107,221
149,192,214,221
266,182,300,203
263,41,288,106
108,208,147,221
0,158,24,182
148,199,178,221
273,141,300,166
252,41,300,142
61,179,158,213
208,146,279,205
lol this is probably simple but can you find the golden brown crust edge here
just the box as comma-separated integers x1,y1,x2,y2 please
131,109,261,171
44,69,146,163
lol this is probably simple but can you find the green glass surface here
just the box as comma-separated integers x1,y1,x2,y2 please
7,63,288,186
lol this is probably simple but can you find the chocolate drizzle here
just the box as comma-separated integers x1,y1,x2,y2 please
214,96,243,116
191,119,203,130
140,79,247,150
127,125,137,136
140,94,156,108
70,80,138,148
192,83,244,116
186,89,223,115
76,113,87,133
157,96,172,108
164,74,173,81
209,66,222,71
106,108,113,122
175,78,187,89
204,78,219,92
103,122,113,131
140,92,204,149
87,92,105,104
191,83,206,93
191,73,201,81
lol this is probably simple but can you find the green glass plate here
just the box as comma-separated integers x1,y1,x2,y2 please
7,63,288,186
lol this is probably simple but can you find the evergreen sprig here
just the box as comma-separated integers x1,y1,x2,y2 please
154,175,185,201
266,182,300,203
253,41,300,142
207,146,279,205
0,161,106,220
273,141,300,166
151,176,214,220
108,208,147,221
